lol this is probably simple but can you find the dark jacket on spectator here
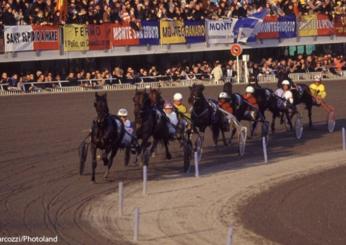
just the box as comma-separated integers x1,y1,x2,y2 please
2,11,17,25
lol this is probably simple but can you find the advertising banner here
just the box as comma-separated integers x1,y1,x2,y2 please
334,14,346,36
316,14,335,36
184,20,205,43
257,15,296,39
298,15,318,36
88,24,111,50
4,25,34,52
111,23,139,46
205,19,235,44
278,14,296,38
31,25,60,50
257,15,279,39
4,25,59,52
63,24,89,51
160,20,186,45
298,14,334,37
138,21,160,45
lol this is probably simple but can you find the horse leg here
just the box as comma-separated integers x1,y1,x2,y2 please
150,138,158,158
230,128,237,143
251,120,258,137
212,125,220,147
124,147,130,166
164,139,172,160
286,111,293,131
104,147,118,179
221,128,227,146
102,150,108,166
200,132,205,147
90,143,97,182
271,113,276,132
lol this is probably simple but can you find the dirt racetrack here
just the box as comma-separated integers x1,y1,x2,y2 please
0,80,345,245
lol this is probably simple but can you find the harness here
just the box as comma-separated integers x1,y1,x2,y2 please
192,107,209,119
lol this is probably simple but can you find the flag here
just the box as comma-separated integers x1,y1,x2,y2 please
233,8,269,43
56,0,64,10
55,0,67,23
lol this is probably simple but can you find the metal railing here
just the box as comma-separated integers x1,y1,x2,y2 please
0,71,344,96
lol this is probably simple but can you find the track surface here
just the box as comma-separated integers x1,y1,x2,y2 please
0,81,345,244
240,164,346,245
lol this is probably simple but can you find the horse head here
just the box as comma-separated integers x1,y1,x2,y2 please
133,90,151,127
223,82,233,96
94,92,109,123
148,88,162,107
188,83,205,107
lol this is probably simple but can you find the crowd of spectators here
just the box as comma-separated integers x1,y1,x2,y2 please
1,0,345,28
1,53,345,92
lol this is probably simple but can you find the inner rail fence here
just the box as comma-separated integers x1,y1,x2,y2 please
0,71,345,96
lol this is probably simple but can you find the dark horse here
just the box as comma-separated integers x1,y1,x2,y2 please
189,84,227,146
88,93,125,182
133,90,172,166
291,83,314,127
224,81,314,132
222,82,269,137
270,82,314,131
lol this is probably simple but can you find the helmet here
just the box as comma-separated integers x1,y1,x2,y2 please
219,92,229,99
314,75,322,82
173,93,183,101
164,102,173,109
245,86,255,93
281,80,290,86
117,108,128,117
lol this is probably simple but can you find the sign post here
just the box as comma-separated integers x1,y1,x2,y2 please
230,44,243,84
242,54,250,84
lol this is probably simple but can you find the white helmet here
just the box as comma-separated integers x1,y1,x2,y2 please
164,101,173,109
219,92,229,99
314,75,321,82
281,80,290,85
117,108,128,117
245,86,255,93
173,93,183,101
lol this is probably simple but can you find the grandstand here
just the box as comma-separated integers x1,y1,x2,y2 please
0,0,345,94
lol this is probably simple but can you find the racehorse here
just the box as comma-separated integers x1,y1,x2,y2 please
270,80,314,131
189,84,227,147
133,90,172,166
291,83,314,128
222,82,269,137
88,93,125,182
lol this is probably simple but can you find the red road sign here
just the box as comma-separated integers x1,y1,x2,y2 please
230,44,242,57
